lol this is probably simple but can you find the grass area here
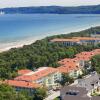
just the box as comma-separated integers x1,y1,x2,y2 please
53,96,61,100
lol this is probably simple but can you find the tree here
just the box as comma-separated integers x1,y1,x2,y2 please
66,47,76,58
33,88,47,100
0,26,100,79
59,73,74,86
0,83,32,100
91,55,100,74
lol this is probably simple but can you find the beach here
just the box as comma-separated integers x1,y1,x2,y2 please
0,36,42,52
0,25,99,53
1,14,100,53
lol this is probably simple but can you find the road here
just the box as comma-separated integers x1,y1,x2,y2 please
44,90,60,100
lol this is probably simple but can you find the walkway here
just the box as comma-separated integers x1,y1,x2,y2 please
44,90,60,100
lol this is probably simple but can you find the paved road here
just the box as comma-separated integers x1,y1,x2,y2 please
44,91,60,100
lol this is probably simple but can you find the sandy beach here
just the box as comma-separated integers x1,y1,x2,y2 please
0,25,99,53
0,36,42,53
0,14,100,53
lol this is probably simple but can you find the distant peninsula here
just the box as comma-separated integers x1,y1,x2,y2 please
1,5,100,14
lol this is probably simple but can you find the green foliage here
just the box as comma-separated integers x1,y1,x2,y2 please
91,55,100,74
53,97,60,100
0,26,100,79
0,84,30,100
59,73,74,86
0,84,47,100
33,88,47,100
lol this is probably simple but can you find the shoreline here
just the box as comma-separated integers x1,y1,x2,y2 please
0,36,43,53
0,24,100,53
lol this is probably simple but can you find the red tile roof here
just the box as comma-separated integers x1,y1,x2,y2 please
75,49,100,61
15,67,58,82
5,80,40,89
14,49,100,82
92,49,100,55
51,38,79,42
58,58,78,65
18,69,33,75
57,49,100,73
58,58,79,73
51,37,100,43
58,65,78,73
72,37,100,40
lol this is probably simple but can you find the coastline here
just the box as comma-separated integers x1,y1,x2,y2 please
0,36,43,53
0,24,100,53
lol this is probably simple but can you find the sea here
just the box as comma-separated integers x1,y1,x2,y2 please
0,14,100,51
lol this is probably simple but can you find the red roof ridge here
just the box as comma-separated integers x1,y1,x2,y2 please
4,80,40,89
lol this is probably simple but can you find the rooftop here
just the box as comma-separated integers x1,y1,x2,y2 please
51,38,79,42
18,69,33,75
76,72,100,91
15,67,58,82
60,85,100,100
5,80,40,89
57,49,100,74
60,86,89,100
51,37,100,43
72,37,100,40
58,58,79,73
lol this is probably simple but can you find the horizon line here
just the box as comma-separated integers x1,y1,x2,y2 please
0,4,100,9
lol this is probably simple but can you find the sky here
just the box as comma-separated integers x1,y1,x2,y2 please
0,0,100,8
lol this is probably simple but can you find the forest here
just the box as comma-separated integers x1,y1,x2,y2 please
0,26,100,100
0,83,47,100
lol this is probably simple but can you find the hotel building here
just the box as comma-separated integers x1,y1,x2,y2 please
50,37,100,46
4,49,100,94
4,80,40,94
15,67,62,89
57,49,100,78
57,58,83,78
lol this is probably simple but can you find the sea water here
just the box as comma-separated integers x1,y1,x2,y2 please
0,14,100,50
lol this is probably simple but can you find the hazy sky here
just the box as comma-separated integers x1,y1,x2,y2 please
0,0,100,8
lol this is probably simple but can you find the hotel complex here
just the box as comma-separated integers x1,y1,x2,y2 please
51,37,100,46
5,67,62,94
0,35,99,99
4,48,100,96
15,67,61,89
4,80,40,95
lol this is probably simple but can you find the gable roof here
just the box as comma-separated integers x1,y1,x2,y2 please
50,37,100,43
57,49,100,73
5,80,40,89
58,58,79,73
18,69,33,75
15,67,58,82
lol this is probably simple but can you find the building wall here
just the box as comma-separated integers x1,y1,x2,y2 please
91,34,100,38
52,39,100,46
15,86,35,95
35,72,62,89
69,69,82,78
62,41,78,46
45,72,62,88
80,40,100,46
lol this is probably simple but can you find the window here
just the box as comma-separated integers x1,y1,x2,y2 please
48,79,52,84
54,74,58,81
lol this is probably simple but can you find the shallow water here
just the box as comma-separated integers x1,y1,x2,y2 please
0,14,100,51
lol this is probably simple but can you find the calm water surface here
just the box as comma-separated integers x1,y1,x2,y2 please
0,14,100,43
